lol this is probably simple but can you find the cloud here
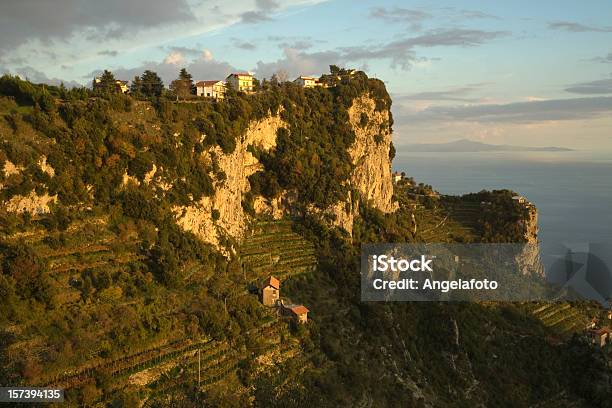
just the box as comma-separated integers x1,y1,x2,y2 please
267,35,318,49
369,7,431,30
164,46,203,58
1,65,82,88
254,28,506,77
240,11,272,24
565,77,612,94
255,0,280,10
369,6,498,30
338,28,508,69
99,52,238,85
98,50,118,57
278,40,314,49
254,48,341,79
164,51,187,66
404,97,612,124
548,21,612,33
201,49,214,61
398,85,486,102
240,0,280,24
454,9,499,20
232,38,257,50
590,52,612,63
0,0,195,56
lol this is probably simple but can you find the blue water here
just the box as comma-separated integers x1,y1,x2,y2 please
393,150,612,248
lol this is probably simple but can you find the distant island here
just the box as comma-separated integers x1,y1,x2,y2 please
406,139,573,152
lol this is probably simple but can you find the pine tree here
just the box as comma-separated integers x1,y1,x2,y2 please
140,70,164,97
130,76,143,96
178,68,195,95
95,70,117,93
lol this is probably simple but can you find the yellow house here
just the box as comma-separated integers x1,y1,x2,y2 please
226,72,254,93
196,80,225,99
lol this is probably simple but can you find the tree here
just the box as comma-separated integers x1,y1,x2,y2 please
129,75,143,97
94,70,117,93
178,68,195,94
169,79,191,100
169,68,194,99
252,77,261,91
139,70,164,97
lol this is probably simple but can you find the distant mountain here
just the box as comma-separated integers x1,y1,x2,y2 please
406,139,573,152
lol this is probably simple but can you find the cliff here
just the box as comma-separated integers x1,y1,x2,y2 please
0,76,397,251
173,93,397,248
3,74,607,408
173,114,287,250
347,95,397,214
520,201,539,244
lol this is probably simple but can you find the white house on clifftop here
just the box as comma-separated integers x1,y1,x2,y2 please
293,76,323,88
196,80,225,99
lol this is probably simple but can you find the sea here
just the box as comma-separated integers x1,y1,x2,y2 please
394,149,612,302
394,149,612,248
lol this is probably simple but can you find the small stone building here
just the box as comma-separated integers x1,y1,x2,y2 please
588,327,611,347
261,276,280,306
285,304,309,324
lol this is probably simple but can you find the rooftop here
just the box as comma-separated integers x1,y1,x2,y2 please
196,80,222,86
264,276,280,290
289,305,309,315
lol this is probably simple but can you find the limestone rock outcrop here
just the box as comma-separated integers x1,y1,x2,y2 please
173,114,287,250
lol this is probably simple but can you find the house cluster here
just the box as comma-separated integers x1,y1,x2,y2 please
392,171,403,184
94,71,335,100
586,310,612,347
195,72,254,99
293,76,326,88
196,73,329,99
260,276,310,324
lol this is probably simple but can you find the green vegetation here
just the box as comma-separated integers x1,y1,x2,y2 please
0,70,610,407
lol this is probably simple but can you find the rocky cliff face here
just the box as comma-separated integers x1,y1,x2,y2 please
1,157,57,215
1,93,398,249
173,94,397,248
516,201,542,275
320,95,398,235
173,114,287,251
347,95,397,214
520,203,539,244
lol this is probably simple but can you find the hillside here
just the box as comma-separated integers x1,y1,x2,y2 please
0,71,610,407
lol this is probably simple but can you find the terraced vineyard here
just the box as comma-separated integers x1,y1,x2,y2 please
525,302,594,336
240,220,317,282
144,311,306,402
411,199,481,243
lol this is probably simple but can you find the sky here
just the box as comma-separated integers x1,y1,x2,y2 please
1,0,611,151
